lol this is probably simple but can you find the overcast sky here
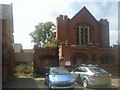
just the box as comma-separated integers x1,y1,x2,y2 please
0,0,119,49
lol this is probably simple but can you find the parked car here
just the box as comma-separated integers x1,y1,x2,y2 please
45,67,74,89
70,64,111,88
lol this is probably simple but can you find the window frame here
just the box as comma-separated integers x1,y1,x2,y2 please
74,67,87,72
100,54,115,66
76,24,92,46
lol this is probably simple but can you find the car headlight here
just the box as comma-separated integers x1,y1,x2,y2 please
51,80,57,84
50,77,58,84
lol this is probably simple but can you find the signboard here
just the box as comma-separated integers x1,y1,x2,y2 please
65,61,71,66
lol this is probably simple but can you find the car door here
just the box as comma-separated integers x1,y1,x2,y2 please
75,67,87,84
78,67,87,79
71,68,82,80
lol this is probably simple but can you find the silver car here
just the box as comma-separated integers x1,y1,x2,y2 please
70,64,111,88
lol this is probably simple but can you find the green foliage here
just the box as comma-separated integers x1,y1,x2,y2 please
32,71,40,78
15,62,41,77
29,21,56,47
14,62,34,77
59,40,69,45
43,38,57,48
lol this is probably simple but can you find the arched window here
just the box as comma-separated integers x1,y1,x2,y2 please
76,24,92,46
100,54,114,66
75,56,87,66
72,54,88,66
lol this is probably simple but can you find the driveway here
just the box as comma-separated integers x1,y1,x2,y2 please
2,77,119,89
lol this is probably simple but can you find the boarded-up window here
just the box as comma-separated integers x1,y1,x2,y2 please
72,54,88,66
100,54,114,66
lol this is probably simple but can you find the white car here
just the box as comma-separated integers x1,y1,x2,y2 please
70,64,111,88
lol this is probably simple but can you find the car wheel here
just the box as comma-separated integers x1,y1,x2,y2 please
83,79,89,88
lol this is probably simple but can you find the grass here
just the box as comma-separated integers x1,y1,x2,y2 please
14,62,34,77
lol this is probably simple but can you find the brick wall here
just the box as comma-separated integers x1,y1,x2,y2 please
59,45,118,75
33,47,59,74
14,50,33,63
1,4,15,83
56,7,109,48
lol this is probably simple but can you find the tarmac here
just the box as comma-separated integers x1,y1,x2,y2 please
2,77,120,89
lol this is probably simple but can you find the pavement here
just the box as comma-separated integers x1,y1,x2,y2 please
111,78,120,87
2,77,120,89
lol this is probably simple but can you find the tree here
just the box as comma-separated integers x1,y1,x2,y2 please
29,22,56,47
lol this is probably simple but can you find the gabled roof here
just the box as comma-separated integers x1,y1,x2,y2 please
71,6,97,22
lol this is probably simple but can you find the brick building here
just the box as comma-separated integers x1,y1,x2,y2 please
34,47,58,75
0,4,15,82
34,6,119,75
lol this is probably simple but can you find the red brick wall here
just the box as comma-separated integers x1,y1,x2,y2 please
59,45,118,74
56,7,109,48
56,15,70,42
98,19,109,47
33,47,59,74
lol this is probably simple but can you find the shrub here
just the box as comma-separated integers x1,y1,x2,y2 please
14,61,34,77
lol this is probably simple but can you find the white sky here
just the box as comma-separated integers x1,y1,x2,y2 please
0,0,119,49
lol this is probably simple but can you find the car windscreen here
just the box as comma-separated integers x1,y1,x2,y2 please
88,67,107,73
50,68,70,75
